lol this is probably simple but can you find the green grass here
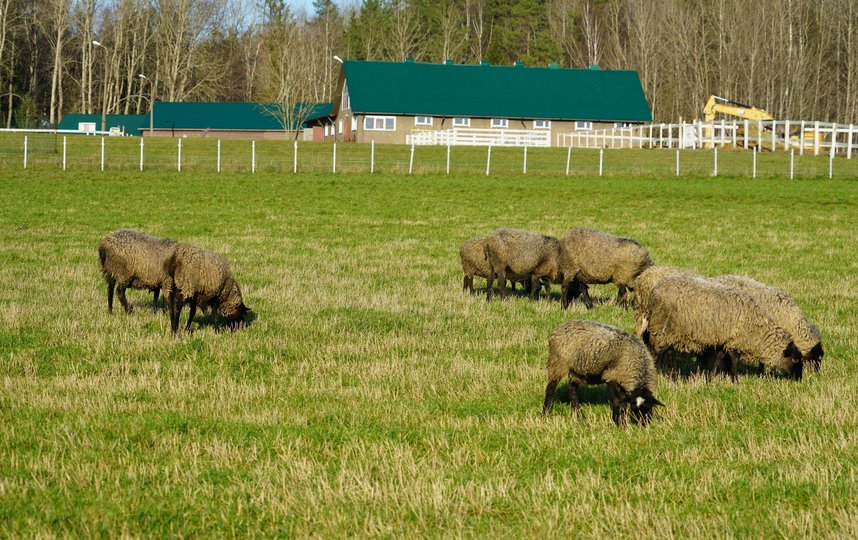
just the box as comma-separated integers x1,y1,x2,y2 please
1,167,856,537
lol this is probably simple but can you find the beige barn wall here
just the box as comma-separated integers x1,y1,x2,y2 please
142,129,300,140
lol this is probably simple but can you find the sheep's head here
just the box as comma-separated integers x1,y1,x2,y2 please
628,387,663,427
219,280,251,329
783,341,803,380
804,342,824,372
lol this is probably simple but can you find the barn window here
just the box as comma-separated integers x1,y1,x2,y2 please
534,120,551,129
491,118,509,128
453,117,470,127
614,122,632,128
364,115,396,131
351,116,357,131
576,121,593,130
415,116,433,126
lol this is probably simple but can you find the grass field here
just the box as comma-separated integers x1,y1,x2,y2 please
1,164,856,537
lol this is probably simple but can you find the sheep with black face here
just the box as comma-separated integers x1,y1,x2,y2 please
544,320,663,426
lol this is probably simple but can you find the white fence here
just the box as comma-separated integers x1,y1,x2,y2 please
407,127,551,148
558,119,858,158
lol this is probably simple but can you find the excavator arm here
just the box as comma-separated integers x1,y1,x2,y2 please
703,95,774,122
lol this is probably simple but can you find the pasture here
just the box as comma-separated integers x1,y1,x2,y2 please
0,164,856,537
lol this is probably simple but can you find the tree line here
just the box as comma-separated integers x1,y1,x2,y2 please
1,0,856,130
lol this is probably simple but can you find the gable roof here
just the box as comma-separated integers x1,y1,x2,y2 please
151,102,332,131
338,60,651,122
57,113,148,134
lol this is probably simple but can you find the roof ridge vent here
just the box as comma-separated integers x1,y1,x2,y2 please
479,60,491,66
405,57,415,63
548,62,559,69
513,61,525,67
444,59,454,65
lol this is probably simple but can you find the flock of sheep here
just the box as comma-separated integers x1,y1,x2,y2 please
460,227,824,426
98,230,251,333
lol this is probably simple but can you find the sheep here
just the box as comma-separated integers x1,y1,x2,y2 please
633,265,703,338
644,275,803,381
711,274,823,371
558,227,653,310
483,229,562,301
164,242,250,334
98,229,175,313
543,320,663,426
459,236,534,294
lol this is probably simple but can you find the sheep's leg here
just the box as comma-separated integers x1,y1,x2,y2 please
616,285,628,308
498,268,508,300
168,292,181,334
485,270,495,302
543,379,559,415
106,278,116,313
462,275,471,293
184,297,198,333
152,288,161,312
529,275,541,301
579,284,594,309
561,281,571,310
607,382,627,426
725,351,739,383
567,382,581,416
117,283,131,313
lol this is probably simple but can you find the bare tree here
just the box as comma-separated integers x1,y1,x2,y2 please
387,0,428,61
464,0,491,62
437,1,467,63
41,0,72,127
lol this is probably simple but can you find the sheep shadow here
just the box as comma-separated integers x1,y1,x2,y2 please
655,350,769,382
553,382,611,406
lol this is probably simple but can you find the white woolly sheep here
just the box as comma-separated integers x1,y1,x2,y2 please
559,227,653,310
544,320,663,426
712,274,823,371
98,229,175,313
459,236,535,294
484,229,562,302
644,275,803,381
164,242,250,334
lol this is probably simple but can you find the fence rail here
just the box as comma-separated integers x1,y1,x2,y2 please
406,127,551,147
1,130,856,179
558,119,858,158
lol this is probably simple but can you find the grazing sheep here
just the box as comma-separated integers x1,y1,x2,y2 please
98,229,175,313
164,242,250,334
543,320,663,426
633,265,703,338
644,275,803,381
459,236,533,294
484,229,561,301
711,274,824,371
559,227,653,310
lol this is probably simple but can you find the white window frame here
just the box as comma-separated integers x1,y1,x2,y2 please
338,120,343,135
491,118,509,128
415,116,433,127
364,115,396,131
351,116,357,132
533,119,551,130
452,117,470,127
576,121,593,130
614,122,632,129
341,84,350,111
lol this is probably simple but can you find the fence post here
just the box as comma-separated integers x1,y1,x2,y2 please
333,142,337,173
370,140,375,173
139,138,144,172
814,121,820,155
713,146,718,177
800,121,805,156
177,138,182,172
62,136,67,171
720,119,726,147
848,125,854,160
757,120,763,150
565,145,571,176
744,120,749,149
23,135,27,169
294,140,298,173
648,124,653,149
523,145,527,174
217,140,221,173
599,148,604,177
668,126,673,149
790,149,795,180
732,121,737,147
784,120,790,152
710,121,715,148
771,121,777,152
676,150,680,177
753,147,757,179
101,137,105,172
446,143,451,174
829,152,834,179
409,143,415,174
486,145,491,176
252,140,256,173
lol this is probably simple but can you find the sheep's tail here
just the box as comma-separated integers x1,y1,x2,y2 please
163,250,179,295
97,244,110,281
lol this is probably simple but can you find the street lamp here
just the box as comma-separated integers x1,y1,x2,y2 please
92,40,109,133
138,74,154,137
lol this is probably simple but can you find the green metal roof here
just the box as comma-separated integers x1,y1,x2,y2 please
151,102,332,130
57,113,148,135
340,60,651,122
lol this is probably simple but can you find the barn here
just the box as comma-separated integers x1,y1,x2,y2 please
330,59,652,146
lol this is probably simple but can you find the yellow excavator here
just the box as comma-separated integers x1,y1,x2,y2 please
702,95,820,149
702,95,773,147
